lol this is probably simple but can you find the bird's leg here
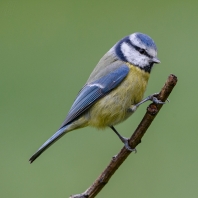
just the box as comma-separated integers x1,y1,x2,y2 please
110,126,137,152
129,93,167,112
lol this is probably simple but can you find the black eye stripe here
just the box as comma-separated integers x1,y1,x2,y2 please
114,36,153,73
125,38,152,59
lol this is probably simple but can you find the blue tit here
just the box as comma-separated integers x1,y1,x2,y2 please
29,32,161,163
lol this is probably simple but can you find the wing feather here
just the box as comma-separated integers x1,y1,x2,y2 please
59,65,129,129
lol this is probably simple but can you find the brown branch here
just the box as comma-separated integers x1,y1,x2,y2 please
70,74,178,198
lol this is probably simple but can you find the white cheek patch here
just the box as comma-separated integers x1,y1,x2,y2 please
121,43,139,63
121,42,149,68
121,42,136,60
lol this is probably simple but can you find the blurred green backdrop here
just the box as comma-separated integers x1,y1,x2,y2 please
0,0,197,197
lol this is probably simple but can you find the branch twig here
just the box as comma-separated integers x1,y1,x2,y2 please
70,74,178,198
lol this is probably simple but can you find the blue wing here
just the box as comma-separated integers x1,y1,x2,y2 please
29,65,129,163
59,65,129,129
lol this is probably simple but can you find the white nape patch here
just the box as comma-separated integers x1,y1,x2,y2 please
88,83,104,89
121,42,149,67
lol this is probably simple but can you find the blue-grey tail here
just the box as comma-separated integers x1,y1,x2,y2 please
29,126,68,163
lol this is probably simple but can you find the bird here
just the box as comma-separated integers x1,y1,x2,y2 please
29,32,162,163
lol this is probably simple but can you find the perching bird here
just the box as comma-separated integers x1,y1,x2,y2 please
29,32,162,163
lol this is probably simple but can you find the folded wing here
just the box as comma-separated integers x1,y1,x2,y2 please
59,65,129,129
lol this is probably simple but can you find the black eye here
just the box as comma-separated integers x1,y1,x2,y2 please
139,48,146,54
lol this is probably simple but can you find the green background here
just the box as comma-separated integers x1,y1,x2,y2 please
1,1,197,197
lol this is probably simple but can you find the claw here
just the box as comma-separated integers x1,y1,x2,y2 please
152,96,165,104
150,93,170,104
129,93,169,112
121,137,137,153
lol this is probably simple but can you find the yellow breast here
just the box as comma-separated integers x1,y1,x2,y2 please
88,64,150,129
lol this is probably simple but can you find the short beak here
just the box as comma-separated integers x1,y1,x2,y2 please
152,57,160,64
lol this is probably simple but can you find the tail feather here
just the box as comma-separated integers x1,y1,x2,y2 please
29,126,67,163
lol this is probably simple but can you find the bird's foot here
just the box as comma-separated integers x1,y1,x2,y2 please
132,93,169,110
121,137,137,153
110,126,136,152
148,93,166,105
